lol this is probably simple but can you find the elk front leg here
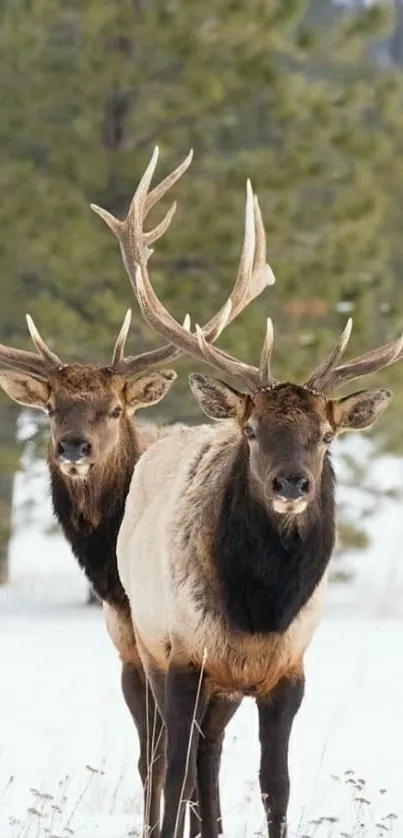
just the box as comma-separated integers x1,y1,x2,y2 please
190,695,241,838
121,662,166,838
257,672,305,838
149,662,209,838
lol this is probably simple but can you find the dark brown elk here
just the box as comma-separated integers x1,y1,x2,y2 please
0,310,178,827
0,149,274,838
101,159,403,838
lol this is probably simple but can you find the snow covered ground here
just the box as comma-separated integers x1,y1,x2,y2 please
1,448,403,837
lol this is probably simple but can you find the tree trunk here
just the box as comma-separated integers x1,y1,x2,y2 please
0,401,19,585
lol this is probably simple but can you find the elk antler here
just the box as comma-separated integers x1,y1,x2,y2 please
91,146,403,392
304,319,403,394
0,316,63,380
121,305,403,393
0,309,160,381
192,314,403,394
91,147,275,377
26,315,64,368
112,235,403,393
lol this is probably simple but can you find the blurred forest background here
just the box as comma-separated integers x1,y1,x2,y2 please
1,0,403,583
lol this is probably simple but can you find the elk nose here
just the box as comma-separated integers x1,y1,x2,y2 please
272,473,310,500
57,438,92,462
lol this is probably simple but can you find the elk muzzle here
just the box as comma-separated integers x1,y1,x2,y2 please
56,437,93,477
269,469,313,515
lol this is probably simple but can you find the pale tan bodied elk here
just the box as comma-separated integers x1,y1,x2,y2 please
0,151,273,838
94,155,403,838
89,147,274,837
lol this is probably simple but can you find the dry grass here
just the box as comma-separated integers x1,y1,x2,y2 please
289,769,398,838
0,765,142,838
1,765,399,838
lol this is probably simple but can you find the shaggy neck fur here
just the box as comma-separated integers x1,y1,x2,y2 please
48,418,140,610
212,443,336,635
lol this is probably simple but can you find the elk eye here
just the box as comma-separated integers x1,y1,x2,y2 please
244,424,256,440
323,431,333,445
110,406,123,419
46,404,55,417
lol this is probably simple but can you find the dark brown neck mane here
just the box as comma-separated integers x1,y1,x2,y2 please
211,444,336,634
48,418,141,610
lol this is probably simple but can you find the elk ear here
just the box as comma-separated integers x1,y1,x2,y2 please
189,373,245,420
0,370,49,409
124,370,177,413
329,388,392,433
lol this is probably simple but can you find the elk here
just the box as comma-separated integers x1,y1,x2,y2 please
0,151,273,837
0,312,178,825
96,155,403,838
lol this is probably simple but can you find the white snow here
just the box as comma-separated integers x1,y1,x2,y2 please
0,447,402,837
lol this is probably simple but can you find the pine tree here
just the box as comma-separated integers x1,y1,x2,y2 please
0,0,402,573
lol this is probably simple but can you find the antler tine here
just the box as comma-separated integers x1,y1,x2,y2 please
305,318,353,392
111,309,132,366
90,146,161,242
191,312,276,391
320,330,403,394
144,149,194,220
115,344,181,376
184,188,277,387
91,148,195,372
195,324,260,390
201,182,276,344
115,314,190,376
25,315,63,368
91,146,193,271
131,146,194,250
253,195,276,288
259,318,275,386
0,315,63,379
337,335,403,372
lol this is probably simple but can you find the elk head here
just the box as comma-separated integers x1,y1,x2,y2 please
0,311,177,479
187,318,402,515
189,373,394,515
100,147,403,516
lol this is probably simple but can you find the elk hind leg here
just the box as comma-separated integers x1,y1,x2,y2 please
121,662,166,838
149,662,209,838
